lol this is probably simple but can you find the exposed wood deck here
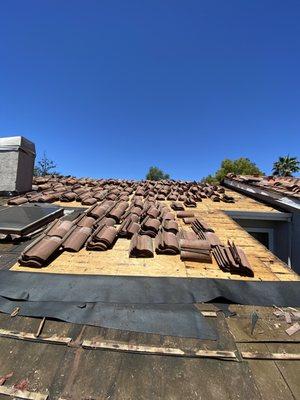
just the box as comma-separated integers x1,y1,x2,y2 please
11,189,299,281
0,304,298,400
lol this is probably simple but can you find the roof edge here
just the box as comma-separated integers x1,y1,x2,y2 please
223,178,300,212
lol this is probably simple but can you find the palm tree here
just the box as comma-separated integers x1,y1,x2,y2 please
272,155,300,177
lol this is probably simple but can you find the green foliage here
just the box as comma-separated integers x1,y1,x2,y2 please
201,174,219,185
272,155,300,177
202,157,263,184
146,166,170,181
34,152,58,176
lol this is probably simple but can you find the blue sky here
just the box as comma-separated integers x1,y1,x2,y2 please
0,0,299,180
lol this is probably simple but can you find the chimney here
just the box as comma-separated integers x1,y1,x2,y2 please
0,136,36,194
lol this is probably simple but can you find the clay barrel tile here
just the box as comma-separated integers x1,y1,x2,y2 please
88,205,107,219
107,206,126,223
183,217,195,225
179,239,211,251
95,217,116,228
96,226,118,246
60,192,77,202
237,247,254,276
162,231,179,254
180,250,212,263
192,218,214,233
77,216,97,228
62,227,92,252
163,220,178,234
7,197,28,205
20,236,62,267
142,218,161,233
177,211,195,219
47,220,74,238
146,206,160,219
205,232,222,247
81,197,97,206
127,221,140,236
163,212,175,220
170,201,184,211
131,206,143,216
129,234,154,258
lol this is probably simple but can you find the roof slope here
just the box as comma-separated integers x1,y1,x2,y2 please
225,174,300,200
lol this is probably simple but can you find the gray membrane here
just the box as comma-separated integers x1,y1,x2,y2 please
0,298,217,339
0,271,299,338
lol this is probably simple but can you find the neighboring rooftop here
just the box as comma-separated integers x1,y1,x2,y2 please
225,174,300,199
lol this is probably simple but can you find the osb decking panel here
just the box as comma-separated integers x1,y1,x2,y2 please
11,190,298,281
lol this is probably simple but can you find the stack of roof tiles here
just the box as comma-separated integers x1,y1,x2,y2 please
183,218,254,276
212,241,254,277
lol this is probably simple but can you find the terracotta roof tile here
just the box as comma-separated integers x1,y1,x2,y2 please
179,239,212,263
81,197,97,206
62,226,92,252
155,231,179,255
7,197,28,205
46,220,75,238
204,232,222,247
86,226,118,251
129,234,154,258
212,241,254,277
226,173,300,199
163,219,179,234
176,211,195,219
60,192,76,202
77,216,97,228
170,201,184,211
191,218,214,233
19,235,62,267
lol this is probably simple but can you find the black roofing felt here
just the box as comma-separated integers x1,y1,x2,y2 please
0,298,217,339
0,271,299,307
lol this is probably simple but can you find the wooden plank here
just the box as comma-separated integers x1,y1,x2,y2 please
0,328,72,345
214,313,264,400
35,317,46,337
195,349,237,360
82,339,238,360
237,343,295,400
266,343,300,400
241,351,300,360
200,311,218,317
0,385,48,400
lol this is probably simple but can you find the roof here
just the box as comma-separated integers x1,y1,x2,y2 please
0,304,299,400
225,174,300,200
0,175,299,399
4,175,298,281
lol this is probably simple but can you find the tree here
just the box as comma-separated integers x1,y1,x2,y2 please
202,158,263,184
201,174,219,185
34,152,58,176
272,155,300,177
146,166,170,181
